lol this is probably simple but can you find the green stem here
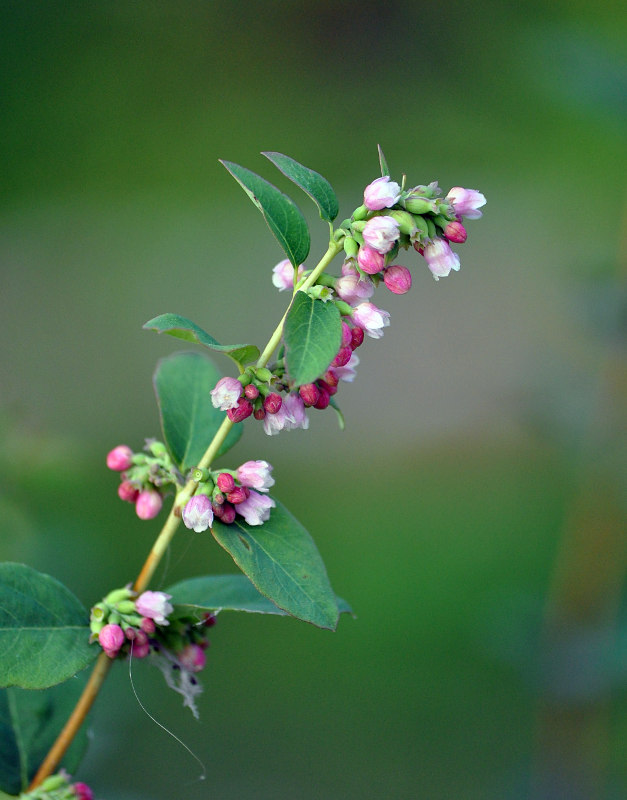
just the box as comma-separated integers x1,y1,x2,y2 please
29,235,344,789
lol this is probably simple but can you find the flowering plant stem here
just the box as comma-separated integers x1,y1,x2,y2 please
27,237,344,791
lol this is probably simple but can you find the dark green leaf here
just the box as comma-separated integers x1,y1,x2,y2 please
154,351,242,472
262,152,339,223
284,292,342,385
211,500,339,630
0,675,89,795
0,564,96,690
378,144,390,177
220,160,310,266
167,573,352,618
144,313,259,367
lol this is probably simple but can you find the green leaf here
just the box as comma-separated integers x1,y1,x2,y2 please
167,573,352,618
328,397,346,431
284,292,342,385
153,351,242,472
0,676,89,795
262,151,339,223
378,144,390,177
220,160,310,266
0,564,96,690
144,313,259,367
211,500,339,630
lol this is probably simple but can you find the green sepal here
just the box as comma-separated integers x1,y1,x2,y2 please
220,160,310,267
284,292,342,386
262,151,339,223
144,313,259,368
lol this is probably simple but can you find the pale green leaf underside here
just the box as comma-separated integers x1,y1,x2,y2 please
284,292,342,386
262,151,339,223
220,160,310,267
211,500,339,630
0,564,96,690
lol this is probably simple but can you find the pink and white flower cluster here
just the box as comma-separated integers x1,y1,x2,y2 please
182,459,276,531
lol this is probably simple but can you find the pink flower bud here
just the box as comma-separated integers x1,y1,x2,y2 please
216,473,236,493
73,783,94,800
357,244,385,275
423,238,460,281
330,351,359,383
331,346,353,367
131,640,151,658
317,378,337,397
210,377,242,411
140,616,156,634
362,216,400,254
99,623,125,657
118,480,139,503
178,643,207,673
227,397,253,423
264,393,283,414
321,370,339,388
383,265,412,295
135,590,173,626
445,186,486,219
107,445,134,471
443,220,467,243
299,383,320,407
314,387,330,410
182,494,214,532
253,407,266,420
272,258,305,291
352,302,391,339
363,175,402,211
244,383,259,400
226,485,250,505
236,460,275,492
341,321,352,348
135,489,163,520
335,274,375,305
236,490,276,526
220,502,236,524
350,326,365,349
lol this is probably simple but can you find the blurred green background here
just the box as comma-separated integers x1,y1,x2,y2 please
1,2,626,798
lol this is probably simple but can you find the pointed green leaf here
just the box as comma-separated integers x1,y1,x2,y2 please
154,351,242,472
284,292,342,385
167,573,352,618
144,313,259,367
211,500,339,630
0,676,89,794
378,144,390,177
262,152,339,223
0,564,96,690
220,160,310,266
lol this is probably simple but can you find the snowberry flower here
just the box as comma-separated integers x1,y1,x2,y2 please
262,402,290,435
210,376,242,411
182,494,214,532
299,383,320,407
443,220,467,243
282,393,309,431
352,302,391,339
135,590,173,626
423,238,461,280
362,216,400,254
178,643,207,673
135,489,163,520
350,326,365,349
335,273,374,305
236,490,276,526
216,472,236,493
272,258,305,291
357,244,385,275
226,397,253,423
330,351,360,383
99,623,125,658
363,175,402,210
106,445,134,471
445,187,486,219
264,393,283,414
383,265,412,295
226,486,249,504
331,346,353,367
237,460,275,492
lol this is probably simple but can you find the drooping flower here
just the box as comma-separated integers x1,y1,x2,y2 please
106,445,134,471
237,460,275,492
363,175,402,211
357,244,385,275
135,590,173,626
262,401,291,435
335,273,374,305
99,623,125,658
272,258,305,291
182,494,214,532
423,238,461,280
210,377,242,411
362,215,400,254
445,186,486,219
352,302,391,339
236,490,276,526
282,393,309,431
383,265,412,295
135,489,163,520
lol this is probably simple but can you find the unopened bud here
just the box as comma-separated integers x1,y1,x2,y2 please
220,503,237,524
343,237,359,259
244,384,259,400
314,388,330,410
107,445,134,471
118,480,139,503
255,367,273,383
383,265,412,295
226,486,250,505
403,194,437,214
135,489,163,520
350,326,365,349
254,407,266,420
216,473,235,493
299,383,320,407
331,346,352,368
443,220,467,243
227,397,253,423
264,393,283,414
